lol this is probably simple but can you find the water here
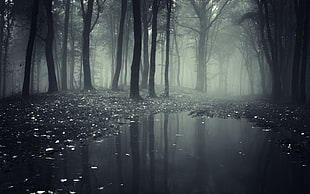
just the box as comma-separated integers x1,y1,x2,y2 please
1,112,309,194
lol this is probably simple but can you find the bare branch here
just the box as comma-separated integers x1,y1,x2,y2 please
206,0,230,30
90,0,100,32
175,20,200,34
189,0,200,17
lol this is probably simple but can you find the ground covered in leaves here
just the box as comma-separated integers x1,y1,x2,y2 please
1,87,310,180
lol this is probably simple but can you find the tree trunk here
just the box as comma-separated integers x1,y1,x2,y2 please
36,49,42,92
140,0,150,89
30,40,37,94
174,31,181,87
0,1,4,98
22,0,39,96
81,0,94,90
299,3,309,103
257,52,267,94
196,28,206,92
3,13,12,96
164,0,172,97
124,17,130,86
149,0,158,97
112,0,127,90
291,2,303,101
130,0,142,99
109,13,116,85
44,0,58,93
69,10,75,90
61,0,71,90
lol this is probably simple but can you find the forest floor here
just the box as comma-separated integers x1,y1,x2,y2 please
1,87,310,172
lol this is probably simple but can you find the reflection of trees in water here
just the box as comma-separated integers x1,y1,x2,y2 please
81,144,91,193
148,114,155,194
130,116,140,194
141,117,148,168
164,113,169,194
116,134,124,194
194,117,208,193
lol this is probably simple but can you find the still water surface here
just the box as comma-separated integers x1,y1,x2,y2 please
1,112,309,194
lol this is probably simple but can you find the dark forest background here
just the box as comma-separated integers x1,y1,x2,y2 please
0,0,309,104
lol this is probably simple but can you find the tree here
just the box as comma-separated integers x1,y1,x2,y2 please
0,0,5,97
184,0,230,92
112,0,128,91
1,0,15,97
148,0,159,97
80,0,100,90
22,0,40,96
61,0,71,91
140,0,151,89
254,0,295,100
130,0,142,99
164,0,172,97
291,0,309,103
44,0,58,93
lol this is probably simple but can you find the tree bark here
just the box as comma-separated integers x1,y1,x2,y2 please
299,1,309,103
69,9,75,90
112,0,128,90
196,28,207,91
141,0,150,89
81,0,94,90
174,31,181,87
130,0,142,99
0,1,4,98
61,0,71,90
22,0,40,96
148,0,159,97
44,0,58,93
164,0,172,97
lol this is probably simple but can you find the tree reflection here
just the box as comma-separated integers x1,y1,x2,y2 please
130,116,140,194
148,114,155,194
164,113,169,194
116,134,124,194
81,144,91,193
193,117,208,193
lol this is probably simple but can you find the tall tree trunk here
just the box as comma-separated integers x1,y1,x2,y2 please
31,40,37,94
22,0,39,96
109,13,116,85
112,0,128,90
61,0,71,90
299,2,309,103
196,28,207,92
124,17,131,86
81,0,94,90
174,31,181,87
130,0,142,99
69,49,75,89
140,0,150,89
3,12,12,96
164,0,172,97
44,0,58,93
291,2,304,101
0,1,4,98
161,33,164,85
148,0,158,97
36,49,42,92
69,11,75,90
257,52,267,94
